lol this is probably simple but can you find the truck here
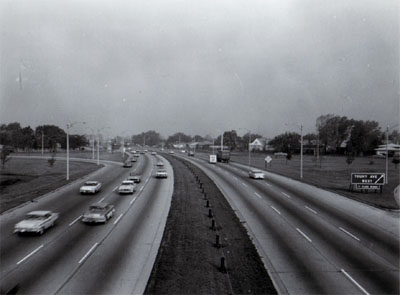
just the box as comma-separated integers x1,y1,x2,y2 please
217,150,230,163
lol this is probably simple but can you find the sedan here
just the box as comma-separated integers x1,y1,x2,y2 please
82,203,115,224
14,210,59,235
128,174,141,183
123,162,133,168
249,169,265,179
155,169,168,178
118,180,136,194
156,161,164,167
80,181,102,194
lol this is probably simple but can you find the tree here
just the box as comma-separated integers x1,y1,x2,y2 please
389,130,400,144
166,132,192,145
35,125,66,150
223,130,239,150
269,132,301,153
316,114,352,153
347,120,382,156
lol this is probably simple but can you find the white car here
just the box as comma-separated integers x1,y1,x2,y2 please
151,152,157,155
168,151,175,154
156,161,164,167
82,203,115,224
155,169,168,178
80,181,102,194
14,211,59,235
249,169,265,179
118,180,136,194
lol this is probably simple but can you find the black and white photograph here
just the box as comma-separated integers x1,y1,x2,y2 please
0,0,399,294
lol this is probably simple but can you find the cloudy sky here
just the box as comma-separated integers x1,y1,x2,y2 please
0,0,398,138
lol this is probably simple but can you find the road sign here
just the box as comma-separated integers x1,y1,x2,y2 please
356,184,381,190
351,173,385,185
265,156,272,163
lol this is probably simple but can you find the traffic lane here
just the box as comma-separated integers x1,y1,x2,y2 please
0,156,148,276
182,156,360,294
205,160,399,294
58,156,173,295
0,155,157,294
228,161,400,268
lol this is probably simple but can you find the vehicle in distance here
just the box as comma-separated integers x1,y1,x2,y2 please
80,181,102,194
249,169,265,179
82,203,115,223
123,162,133,168
118,180,136,194
188,151,195,156
151,151,157,155
128,173,142,183
209,154,217,164
155,169,168,178
130,157,137,162
139,151,145,154
14,210,59,235
217,150,230,163
168,151,175,154
156,161,164,167
133,153,140,158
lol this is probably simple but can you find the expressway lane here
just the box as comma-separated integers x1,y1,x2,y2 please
0,153,173,294
176,153,399,294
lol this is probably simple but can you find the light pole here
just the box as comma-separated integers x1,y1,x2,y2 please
66,121,86,180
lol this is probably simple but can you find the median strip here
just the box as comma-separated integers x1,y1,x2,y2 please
78,243,98,264
17,245,44,265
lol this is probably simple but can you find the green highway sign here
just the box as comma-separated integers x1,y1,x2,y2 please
351,173,385,185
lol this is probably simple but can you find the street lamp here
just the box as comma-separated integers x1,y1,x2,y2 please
66,121,86,180
285,123,304,179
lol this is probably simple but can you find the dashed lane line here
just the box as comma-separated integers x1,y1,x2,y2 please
281,192,291,199
296,228,312,243
97,197,106,203
341,269,370,295
305,206,318,215
69,215,82,226
17,245,44,265
271,206,281,215
78,243,99,264
254,192,262,199
339,227,360,242
113,213,124,225
242,182,248,188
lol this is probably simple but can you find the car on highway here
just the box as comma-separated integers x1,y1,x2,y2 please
133,153,140,158
127,174,141,183
80,181,102,194
118,180,136,194
139,151,145,154
188,151,195,156
14,210,59,235
155,169,168,178
151,151,157,155
82,203,115,224
156,161,164,167
249,169,265,179
130,157,137,162
168,151,175,154
123,162,133,168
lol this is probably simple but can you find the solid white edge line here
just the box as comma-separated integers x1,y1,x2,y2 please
296,228,312,243
69,215,83,226
339,227,360,241
271,206,281,215
97,197,106,203
17,245,44,265
281,192,291,199
78,243,99,264
305,206,318,214
254,192,262,199
341,269,370,295
113,213,124,225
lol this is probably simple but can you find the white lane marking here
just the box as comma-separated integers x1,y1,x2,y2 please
17,245,44,265
254,192,262,199
305,206,318,215
97,197,106,203
264,182,272,187
242,182,248,188
339,227,360,241
79,243,98,264
113,186,118,192
114,213,124,225
271,206,281,215
296,228,312,243
233,176,238,181
341,269,370,295
281,192,291,199
130,196,137,205
69,215,82,226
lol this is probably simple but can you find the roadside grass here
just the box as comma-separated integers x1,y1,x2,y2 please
231,152,400,210
0,151,125,213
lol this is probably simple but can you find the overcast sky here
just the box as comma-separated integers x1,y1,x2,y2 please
1,0,398,139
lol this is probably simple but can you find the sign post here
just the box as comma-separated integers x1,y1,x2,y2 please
265,156,272,169
350,173,385,193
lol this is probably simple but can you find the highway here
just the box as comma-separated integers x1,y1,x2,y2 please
175,152,399,295
0,153,173,294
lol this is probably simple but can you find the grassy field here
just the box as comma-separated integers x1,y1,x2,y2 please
231,152,400,210
0,151,126,213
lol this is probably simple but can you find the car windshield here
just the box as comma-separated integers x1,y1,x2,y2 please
26,214,46,220
122,181,133,185
85,182,97,186
89,206,106,212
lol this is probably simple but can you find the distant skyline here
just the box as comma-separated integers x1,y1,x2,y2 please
1,0,398,139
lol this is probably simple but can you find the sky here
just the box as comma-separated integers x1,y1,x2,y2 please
0,0,399,139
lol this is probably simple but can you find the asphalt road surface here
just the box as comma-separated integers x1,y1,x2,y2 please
0,153,173,294
176,151,399,295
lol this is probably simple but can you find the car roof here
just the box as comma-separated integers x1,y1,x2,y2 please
27,210,52,216
90,203,110,209
85,181,98,184
251,169,263,172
